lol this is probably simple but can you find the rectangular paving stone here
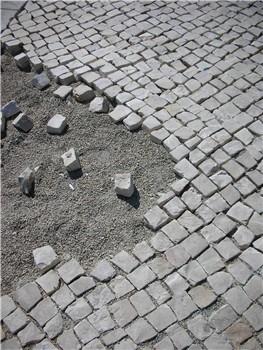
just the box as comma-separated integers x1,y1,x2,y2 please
177,210,204,233
1,295,16,320
88,306,115,333
144,205,170,231
166,324,193,350
111,250,139,273
69,276,95,296
197,248,224,274
163,196,186,219
243,303,263,331
179,260,207,286
57,329,81,350
181,232,208,258
161,219,189,243
147,281,171,305
65,297,92,322
74,319,99,345
189,285,217,309
51,284,75,311
132,241,154,263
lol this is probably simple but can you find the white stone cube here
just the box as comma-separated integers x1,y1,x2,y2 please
61,148,81,172
114,173,134,198
47,114,67,135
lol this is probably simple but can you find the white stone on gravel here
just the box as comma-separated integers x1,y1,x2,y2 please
1,100,21,119
61,148,81,173
32,72,50,90
114,173,134,198
47,114,67,135
54,86,72,100
18,167,35,196
33,245,59,273
89,97,109,113
12,113,33,132
73,84,95,102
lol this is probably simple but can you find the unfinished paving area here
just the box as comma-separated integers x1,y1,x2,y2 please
1,1,263,349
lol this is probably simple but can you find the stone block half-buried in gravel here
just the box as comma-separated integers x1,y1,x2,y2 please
12,113,33,133
61,148,81,173
89,97,109,113
114,173,135,198
47,114,67,135
33,245,59,273
73,84,95,103
32,72,50,90
1,100,21,119
18,167,35,196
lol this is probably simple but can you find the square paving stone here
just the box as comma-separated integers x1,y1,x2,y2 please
177,210,204,233
57,329,81,350
112,251,139,273
248,212,263,237
223,286,252,314
195,205,216,225
4,308,28,334
90,259,116,282
148,257,175,279
132,241,155,262
204,333,233,350
109,275,134,298
69,276,96,296
161,219,189,243
166,324,193,349
1,338,22,350
197,248,224,274
227,260,253,284
227,202,253,225
207,271,233,295
165,244,190,268
168,292,198,321
189,285,217,309
213,213,236,235
174,159,199,181
36,270,60,295
224,321,253,347
74,319,99,344
65,297,92,321
154,336,174,350
126,318,157,345
86,284,115,309
130,290,155,316
244,275,263,301
179,260,207,286
243,303,263,331
88,306,115,333
200,223,225,243
44,313,63,340
17,322,44,347
1,295,16,320
114,338,137,350
30,297,57,326
144,205,170,231
233,226,255,249
163,196,186,219
127,264,156,290
109,299,137,327
57,259,85,284
101,328,126,346
151,231,173,252
14,282,42,312
51,284,75,311
164,272,189,295
192,174,217,197
239,247,263,271
205,193,229,213
187,315,213,341
220,184,241,206
215,237,241,261
209,304,238,332
180,232,208,258
147,281,171,305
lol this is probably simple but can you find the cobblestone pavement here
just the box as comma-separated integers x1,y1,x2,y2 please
1,1,263,349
